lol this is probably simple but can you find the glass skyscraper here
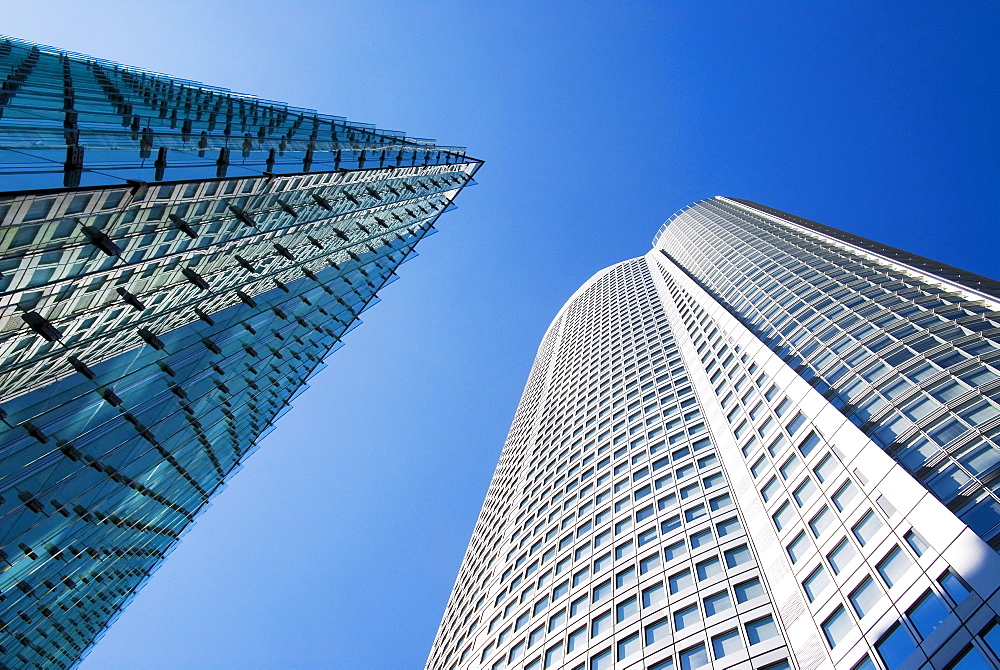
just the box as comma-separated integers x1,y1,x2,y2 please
428,198,1000,670
0,36,480,669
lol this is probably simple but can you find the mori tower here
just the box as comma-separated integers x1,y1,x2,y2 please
0,37,480,669
429,198,1000,670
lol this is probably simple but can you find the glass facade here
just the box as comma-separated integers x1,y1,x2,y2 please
429,200,1000,670
0,37,481,669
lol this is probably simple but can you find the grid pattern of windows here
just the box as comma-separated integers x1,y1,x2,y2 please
0,38,481,670
432,200,1000,670
656,197,1000,547
428,259,789,670
651,197,1000,670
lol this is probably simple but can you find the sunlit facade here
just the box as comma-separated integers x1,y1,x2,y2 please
428,198,1000,670
0,36,481,669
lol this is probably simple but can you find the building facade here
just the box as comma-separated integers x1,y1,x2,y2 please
0,36,481,669
428,198,1000,670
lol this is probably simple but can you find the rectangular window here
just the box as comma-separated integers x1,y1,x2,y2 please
616,596,638,622
906,590,949,639
746,615,779,645
875,624,916,668
822,606,853,648
803,565,831,602
674,603,700,631
852,510,883,545
833,480,860,511
712,629,743,659
849,576,882,618
697,557,723,581
703,590,731,616
591,610,612,637
669,569,693,594
735,577,763,603
876,546,912,587
828,538,857,574
645,618,670,645
640,552,662,574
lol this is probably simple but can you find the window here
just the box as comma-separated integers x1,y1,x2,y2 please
735,578,764,603
592,580,611,602
703,590,731,616
567,626,586,652
773,502,795,531
762,477,781,501
590,648,612,670
906,590,949,639
690,529,713,548
685,504,707,522
712,629,743,659
780,455,802,479
645,617,670,645
938,571,970,604
803,565,831,602
822,606,853,648
544,643,564,668
591,610,612,637
746,615,778,645
852,511,883,546
799,432,821,457
904,530,928,556
669,569,693,594
697,557,723,581
617,633,640,661
640,552,662,574
664,540,686,561
549,609,566,631
679,644,709,670
814,455,837,483
876,546,912,587
809,507,834,538
828,538,857,574
571,596,587,617
724,545,752,568
849,577,881,617
530,625,546,646
794,478,818,506
787,532,809,563
616,596,638,622
642,583,666,608
674,603,700,631
875,624,916,668
717,517,741,537
833,480,859,511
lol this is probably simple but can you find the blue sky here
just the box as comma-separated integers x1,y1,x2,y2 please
6,1,999,668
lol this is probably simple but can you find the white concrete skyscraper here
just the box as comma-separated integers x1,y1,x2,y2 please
428,198,1000,670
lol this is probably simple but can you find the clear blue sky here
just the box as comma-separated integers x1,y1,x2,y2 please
6,1,999,668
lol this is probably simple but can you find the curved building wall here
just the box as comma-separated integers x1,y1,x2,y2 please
430,199,1000,670
428,258,792,670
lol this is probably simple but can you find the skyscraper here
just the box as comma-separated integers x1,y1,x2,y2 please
0,36,480,669
428,198,1000,670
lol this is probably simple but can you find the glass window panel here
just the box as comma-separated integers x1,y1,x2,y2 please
849,577,881,618
704,590,732,617
852,511,884,546
746,615,779,644
822,606,854,648
906,591,949,639
674,604,700,630
876,624,916,668
803,565,831,602
735,578,764,603
712,629,743,659
876,546,913,587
